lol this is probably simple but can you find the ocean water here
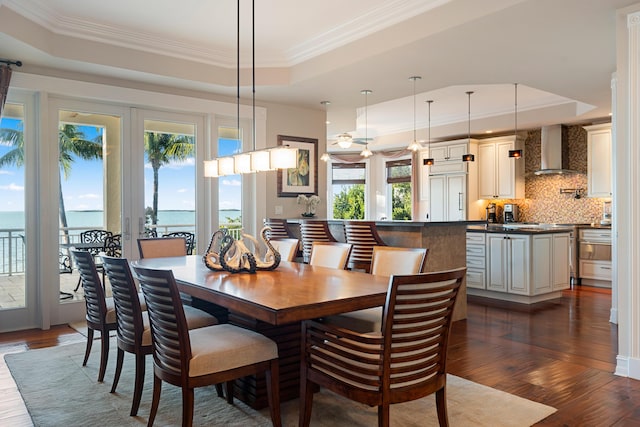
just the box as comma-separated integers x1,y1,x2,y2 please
0,209,241,230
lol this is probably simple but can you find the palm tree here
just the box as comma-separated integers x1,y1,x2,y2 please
0,123,102,243
144,131,194,226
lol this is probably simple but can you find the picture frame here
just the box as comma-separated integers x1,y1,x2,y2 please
277,135,318,197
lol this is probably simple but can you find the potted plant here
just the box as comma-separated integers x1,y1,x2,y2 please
297,194,321,217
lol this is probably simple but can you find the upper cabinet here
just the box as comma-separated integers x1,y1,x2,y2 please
584,123,612,198
422,139,472,175
477,135,524,199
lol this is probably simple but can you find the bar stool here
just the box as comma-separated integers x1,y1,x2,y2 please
299,220,338,264
343,221,387,272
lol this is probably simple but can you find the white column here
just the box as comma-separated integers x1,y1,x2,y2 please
615,5,640,378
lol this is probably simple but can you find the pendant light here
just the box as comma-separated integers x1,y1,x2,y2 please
205,0,296,177
360,89,373,158
508,83,523,159
423,100,434,166
407,76,422,152
320,100,331,162
462,91,475,162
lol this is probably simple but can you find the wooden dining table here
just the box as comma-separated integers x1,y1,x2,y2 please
132,255,391,408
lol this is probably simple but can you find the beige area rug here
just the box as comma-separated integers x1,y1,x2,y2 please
5,339,556,427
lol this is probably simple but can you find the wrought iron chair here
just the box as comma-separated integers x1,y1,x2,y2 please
299,268,466,427
73,229,113,291
132,265,282,427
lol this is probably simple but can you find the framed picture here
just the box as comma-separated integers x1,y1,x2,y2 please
277,135,318,197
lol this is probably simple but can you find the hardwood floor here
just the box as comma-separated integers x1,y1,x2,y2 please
0,285,636,426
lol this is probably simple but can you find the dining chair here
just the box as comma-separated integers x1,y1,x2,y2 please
70,249,117,383
263,218,294,239
309,241,352,270
299,267,466,427
132,265,282,427
323,246,429,333
73,229,114,291
101,255,220,416
299,220,338,264
137,236,187,259
343,221,387,272
163,231,196,255
269,238,299,262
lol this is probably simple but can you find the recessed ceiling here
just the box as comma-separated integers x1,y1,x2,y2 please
0,0,633,150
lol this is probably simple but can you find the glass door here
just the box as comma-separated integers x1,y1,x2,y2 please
0,96,36,330
132,109,203,257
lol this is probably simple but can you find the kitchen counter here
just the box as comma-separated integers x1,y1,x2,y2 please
467,224,575,234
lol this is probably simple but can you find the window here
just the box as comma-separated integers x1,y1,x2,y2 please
331,162,366,219
217,126,242,238
386,159,412,220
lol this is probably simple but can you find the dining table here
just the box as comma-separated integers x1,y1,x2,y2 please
132,255,391,408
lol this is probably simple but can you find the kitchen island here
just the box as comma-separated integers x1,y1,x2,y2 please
286,219,479,321
466,224,572,303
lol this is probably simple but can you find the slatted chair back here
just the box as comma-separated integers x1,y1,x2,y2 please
343,221,387,272
138,237,187,259
309,242,352,270
163,232,195,255
300,267,466,427
263,218,292,239
299,220,338,263
370,246,428,276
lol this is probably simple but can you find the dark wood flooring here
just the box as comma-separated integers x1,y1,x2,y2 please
1,285,637,426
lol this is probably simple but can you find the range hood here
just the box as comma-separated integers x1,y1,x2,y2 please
534,125,579,175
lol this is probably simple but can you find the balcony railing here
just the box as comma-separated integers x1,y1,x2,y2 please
1,223,243,276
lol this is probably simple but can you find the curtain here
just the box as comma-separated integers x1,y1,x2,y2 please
324,148,413,164
0,65,12,119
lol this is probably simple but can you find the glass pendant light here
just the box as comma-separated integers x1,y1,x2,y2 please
360,89,373,158
423,100,434,166
462,90,475,162
407,76,422,152
508,83,523,159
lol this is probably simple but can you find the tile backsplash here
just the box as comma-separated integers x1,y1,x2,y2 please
485,124,609,224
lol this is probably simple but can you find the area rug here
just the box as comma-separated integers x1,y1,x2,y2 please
5,340,556,426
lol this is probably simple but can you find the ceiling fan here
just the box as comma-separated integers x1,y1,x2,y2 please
330,132,372,149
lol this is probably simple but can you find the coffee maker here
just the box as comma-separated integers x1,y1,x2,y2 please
503,204,519,223
485,203,497,223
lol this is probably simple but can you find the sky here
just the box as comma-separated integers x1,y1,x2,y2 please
0,118,242,213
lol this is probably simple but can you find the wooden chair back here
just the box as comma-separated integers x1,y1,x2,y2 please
300,267,466,427
163,232,195,255
309,242,352,270
343,221,386,272
270,238,300,262
263,218,293,239
71,249,108,326
299,220,338,263
101,256,146,350
370,246,428,276
138,237,187,259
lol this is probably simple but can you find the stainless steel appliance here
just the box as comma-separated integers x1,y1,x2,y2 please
503,204,519,223
601,200,612,225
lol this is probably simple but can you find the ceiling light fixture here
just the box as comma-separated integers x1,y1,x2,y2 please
407,76,422,152
336,133,353,149
462,90,475,162
423,100,434,166
508,83,523,159
204,0,296,177
360,89,373,158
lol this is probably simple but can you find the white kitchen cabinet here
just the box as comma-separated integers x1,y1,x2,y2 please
466,232,486,289
429,174,466,222
422,139,476,176
531,233,570,294
486,233,530,294
584,123,612,198
477,136,524,199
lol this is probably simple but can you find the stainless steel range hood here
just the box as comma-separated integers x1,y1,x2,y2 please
534,125,579,175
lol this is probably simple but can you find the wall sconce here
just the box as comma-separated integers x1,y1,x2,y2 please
509,149,523,159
